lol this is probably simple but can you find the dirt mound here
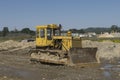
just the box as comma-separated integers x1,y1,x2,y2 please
0,40,19,50
0,40,35,51
83,40,120,63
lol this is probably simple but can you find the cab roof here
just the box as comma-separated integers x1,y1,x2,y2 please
36,24,60,29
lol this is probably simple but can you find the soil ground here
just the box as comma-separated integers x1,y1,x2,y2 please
0,40,120,80
0,50,120,80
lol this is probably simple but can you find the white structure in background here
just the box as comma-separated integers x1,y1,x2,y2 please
87,32,96,37
72,32,96,38
72,33,79,37
79,34,87,37
61,32,97,38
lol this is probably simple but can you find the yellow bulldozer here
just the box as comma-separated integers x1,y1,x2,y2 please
30,24,97,66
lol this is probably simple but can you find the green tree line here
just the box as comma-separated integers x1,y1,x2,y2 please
68,25,120,34
0,27,35,37
0,25,119,37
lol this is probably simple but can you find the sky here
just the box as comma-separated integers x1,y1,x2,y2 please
0,0,120,30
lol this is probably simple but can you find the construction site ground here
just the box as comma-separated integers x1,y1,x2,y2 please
0,40,120,80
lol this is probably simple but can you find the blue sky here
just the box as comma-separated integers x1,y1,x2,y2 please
0,0,120,30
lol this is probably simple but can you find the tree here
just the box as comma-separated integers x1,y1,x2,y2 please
14,28,19,33
78,29,85,34
111,25,118,33
0,31,2,37
69,28,85,34
2,27,9,37
21,28,31,34
21,28,35,35
10,28,19,33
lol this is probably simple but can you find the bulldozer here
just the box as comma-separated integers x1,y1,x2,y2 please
30,24,97,66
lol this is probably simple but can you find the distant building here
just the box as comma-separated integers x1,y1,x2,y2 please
61,31,97,38
72,32,96,38
86,32,96,37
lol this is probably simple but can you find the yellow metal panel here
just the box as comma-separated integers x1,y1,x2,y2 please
36,24,59,29
36,38,46,46
52,36,73,51
36,37,53,47
53,36,72,39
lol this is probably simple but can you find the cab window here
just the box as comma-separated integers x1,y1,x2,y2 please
47,28,52,40
54,29,60,36
40,29,45,38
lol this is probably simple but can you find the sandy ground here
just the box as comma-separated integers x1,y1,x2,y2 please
0,40,120,80
82,40,120,63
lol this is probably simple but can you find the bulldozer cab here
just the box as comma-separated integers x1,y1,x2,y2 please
36,24,61,48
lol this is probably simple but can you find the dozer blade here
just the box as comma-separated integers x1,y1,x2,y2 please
69,47,97,64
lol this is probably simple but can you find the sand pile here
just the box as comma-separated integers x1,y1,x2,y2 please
0,40,35,51
82,40,120,63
